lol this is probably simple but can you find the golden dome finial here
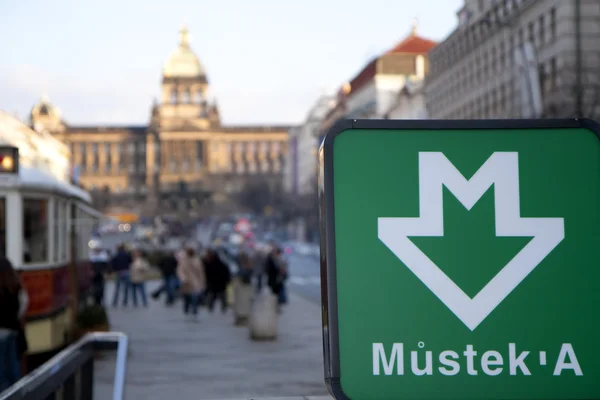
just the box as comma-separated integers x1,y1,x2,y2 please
411,18,418,35
179,23,190,47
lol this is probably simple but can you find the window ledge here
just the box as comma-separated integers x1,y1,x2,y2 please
18,261,69,270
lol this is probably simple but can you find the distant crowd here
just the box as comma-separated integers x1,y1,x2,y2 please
89,241,289,319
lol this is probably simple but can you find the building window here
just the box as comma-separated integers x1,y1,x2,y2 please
261,161,269,173
528,21,534,44
539,63,547,94
23,198,48,264
518,28,524,46
182,90,190,104
550,58,557,91
105,143,112,172
550,8,556,42
195,91,203,104
171,89,177,104
539,14,545,45
196,141,204,164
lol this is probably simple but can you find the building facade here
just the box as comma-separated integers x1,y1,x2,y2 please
344,24,437,119
284,95,335,195
425,0,600,120
385,80,428,119
30,26,291,215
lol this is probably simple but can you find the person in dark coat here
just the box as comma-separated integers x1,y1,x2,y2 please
90,247,110,306
151,250,179,305
111,243,133,307
202,249,231,313
265,247,287,302
236,250,253,285
0,257,29,378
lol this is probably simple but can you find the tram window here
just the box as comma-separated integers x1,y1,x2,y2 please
0,198,5,258
53,200,67,263
60,201,67,261
23,198,48,264
53,200,60,262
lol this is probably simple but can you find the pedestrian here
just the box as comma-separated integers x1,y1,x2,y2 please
265,246,288,311
202,248,231,314
151,250,179,305
90,247,110,306
111,243,133,307
237,250,253,285
177,247,206,320
0,257,29,379
129,249,150,307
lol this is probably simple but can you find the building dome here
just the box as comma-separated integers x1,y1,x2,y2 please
31,93,61,120
163,25,205,78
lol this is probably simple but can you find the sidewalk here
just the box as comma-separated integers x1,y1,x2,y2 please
94,281,331,400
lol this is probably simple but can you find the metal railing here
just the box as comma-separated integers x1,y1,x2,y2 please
0,332,128,400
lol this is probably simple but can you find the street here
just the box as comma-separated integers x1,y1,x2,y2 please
286,254,321,304
94,280,330,399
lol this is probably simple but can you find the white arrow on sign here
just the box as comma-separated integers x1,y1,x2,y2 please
378,152,564,331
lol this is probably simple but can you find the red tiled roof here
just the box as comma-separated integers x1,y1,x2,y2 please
386,34,437,55
348,58,378,96
346,33,437,95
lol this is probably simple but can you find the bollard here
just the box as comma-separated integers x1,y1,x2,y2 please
248,289,278,341
233,279,254,326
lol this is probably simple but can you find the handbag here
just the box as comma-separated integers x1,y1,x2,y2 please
179,281,193,293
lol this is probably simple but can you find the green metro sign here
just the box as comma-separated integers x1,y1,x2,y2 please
318,119,600,400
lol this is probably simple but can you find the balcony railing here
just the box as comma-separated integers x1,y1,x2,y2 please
0,332,128,400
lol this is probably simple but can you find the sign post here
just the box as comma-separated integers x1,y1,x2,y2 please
318,119,600,400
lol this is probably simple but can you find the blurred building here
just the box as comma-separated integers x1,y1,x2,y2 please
318,85,350,142
425,0,600,120
30,26,291,215
0,110,70,182
385,80,428,119
344,23,437,119
284,94,336,195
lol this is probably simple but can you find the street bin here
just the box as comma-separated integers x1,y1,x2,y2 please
248,289,278,341
233,278,254,326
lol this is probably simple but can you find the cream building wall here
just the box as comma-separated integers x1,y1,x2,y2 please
285,95,335,195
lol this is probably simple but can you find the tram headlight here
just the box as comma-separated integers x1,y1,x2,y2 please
1,156,14,170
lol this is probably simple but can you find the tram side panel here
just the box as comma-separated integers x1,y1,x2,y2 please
18,199,98,356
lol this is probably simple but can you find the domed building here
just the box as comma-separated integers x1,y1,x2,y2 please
30,26,290,216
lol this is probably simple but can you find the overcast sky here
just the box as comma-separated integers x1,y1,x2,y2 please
0,0,463,126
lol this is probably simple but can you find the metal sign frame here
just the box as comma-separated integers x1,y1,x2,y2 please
318,118,600,400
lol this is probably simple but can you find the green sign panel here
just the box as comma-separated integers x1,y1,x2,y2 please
318,119,600,400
